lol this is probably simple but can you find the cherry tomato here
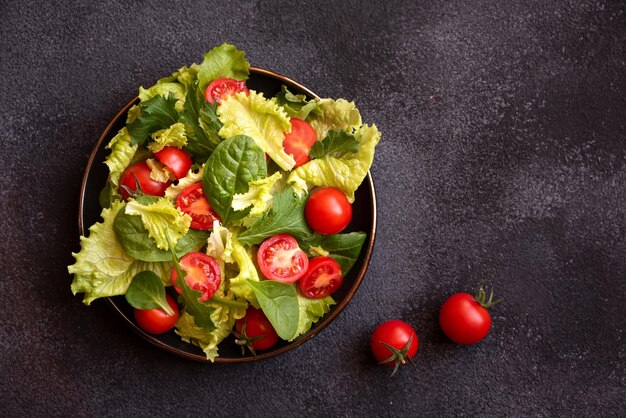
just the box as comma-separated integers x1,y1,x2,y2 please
305,187,352,235
283,118,317,167
371,320,419,376
439,291,494,345
133,294,180,334
234,307,279,354
154,147,192,179
257,234,309,283
119,162,170,200
171,252,221,302
205,78,249,104
299,256,343,299
176,183,220,230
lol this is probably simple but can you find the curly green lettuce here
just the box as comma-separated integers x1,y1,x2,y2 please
231,172,283,227
147,122,188,153
307,98,362,139
125,197,191,250
104,127,137,190
288,288,335,342
197,43,250,91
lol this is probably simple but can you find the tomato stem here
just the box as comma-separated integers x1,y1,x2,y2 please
378,333,416,377
232,320,265,357
474,286,501,309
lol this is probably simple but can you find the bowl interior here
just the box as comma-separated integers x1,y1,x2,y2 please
79,68,376,362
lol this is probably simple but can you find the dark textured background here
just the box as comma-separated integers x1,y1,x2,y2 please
1,0,625,416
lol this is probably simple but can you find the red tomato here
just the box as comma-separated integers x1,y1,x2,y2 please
257,234,309,283
133,294,180,334
205,78,249,104
439,292,494,345
176,183,220,230
305,187,352,235
299,256,343,299
234,307,279,354
119,162,170,200
283,118,317,167
154,147,192,179
371,320,419,376
171,252,221,302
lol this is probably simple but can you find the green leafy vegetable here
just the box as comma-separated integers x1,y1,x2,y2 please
147,122,188,153
197,43,250,91
138,82,185,105
125,271,174,315
104,127,137,195
69,201,174,304
178,82,222,160
231,171,283,227
288,288,335,341
309,129,359,159
275,85,320,120
246,279,299,340
217,91,295,171
128,94,179,146
223,232,260,308
302,232,367,275
288,124,381,202
125,197,191,250
238,187,311,246
307,98,362,139
202,135,267,224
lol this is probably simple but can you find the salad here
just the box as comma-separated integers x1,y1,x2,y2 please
68,43,381,361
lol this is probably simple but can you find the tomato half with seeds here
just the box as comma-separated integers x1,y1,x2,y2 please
283,118,317,167
133,294,180,335
257,234,309,283
119,161,170,200
171,252,221,301
300,256,343,299
205,77,249,104
176,183,220,230
154,147,192,179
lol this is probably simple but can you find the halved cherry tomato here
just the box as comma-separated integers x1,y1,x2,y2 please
154,147,192,179
205,78,249,104
299,256,343,299
171,252,221,301
235,308,279,353
257,234,309,283
176,183,220,230
283,118,317,167
133,294,180,334
305,187,353,235
119,161,170,200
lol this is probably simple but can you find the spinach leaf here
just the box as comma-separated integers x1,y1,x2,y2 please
179,81,223,161
124,271,174,315
238,187,311,246
114,207,208,262
275,85,320,120
128,94,179,146
246,279,299,340
309,130,359,159
169,238,216,331
302,232,367,275
202,135,267,224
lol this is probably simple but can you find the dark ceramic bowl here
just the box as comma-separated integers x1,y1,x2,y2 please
78,67,377,362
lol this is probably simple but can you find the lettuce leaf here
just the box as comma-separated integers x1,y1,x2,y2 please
217,91,295,171
170,64,199,88
128,94,179,146
138,82,185,103
164,166,204,202
307,98,362,139
104,127,137,190
69,201,173,304
147,122,188,153
224,232,260,308
197,43,250,91
275,85,320,120
231,172,283,227
287,124,380,202
288,288,335,341
125,197,191,250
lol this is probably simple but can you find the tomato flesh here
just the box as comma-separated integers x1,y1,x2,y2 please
171,252,221,301
119,162,170,200
176,183,220,230
205,78,249,104
371,320,419,366
439,293,491,345
133,294,180,334
283,118,317,167
305,187,353,235
300,256,343,299
257,234,309,283
235,308,279,351
154,147,192,179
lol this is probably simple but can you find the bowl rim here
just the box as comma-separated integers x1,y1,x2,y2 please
77,66,377,363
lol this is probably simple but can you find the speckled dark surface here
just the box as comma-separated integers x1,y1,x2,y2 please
1,0,625,416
